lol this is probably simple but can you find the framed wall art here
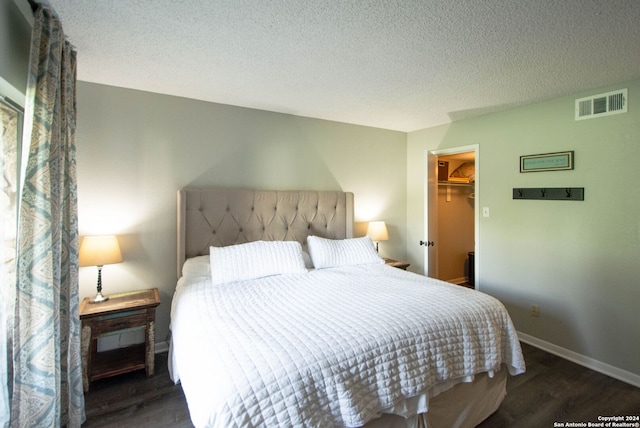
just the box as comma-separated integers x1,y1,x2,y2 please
520,151,574,173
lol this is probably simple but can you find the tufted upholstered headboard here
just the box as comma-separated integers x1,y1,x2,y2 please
177,188,354,277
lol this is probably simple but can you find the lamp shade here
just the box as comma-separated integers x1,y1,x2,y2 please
79,235,123,267
367,221,389,242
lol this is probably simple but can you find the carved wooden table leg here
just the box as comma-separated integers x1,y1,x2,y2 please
145,319,155,377
81,324,91,392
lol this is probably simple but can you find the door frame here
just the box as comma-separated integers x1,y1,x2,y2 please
423,144,480,288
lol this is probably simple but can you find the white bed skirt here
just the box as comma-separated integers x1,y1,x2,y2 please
364,369,507,428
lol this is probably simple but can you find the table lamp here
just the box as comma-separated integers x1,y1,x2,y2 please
367,221,389,252
79,235,123,303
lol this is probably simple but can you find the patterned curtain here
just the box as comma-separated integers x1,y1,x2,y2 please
11,5,85,427
1,101,19,428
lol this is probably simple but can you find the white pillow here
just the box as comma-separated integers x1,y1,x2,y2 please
182,255,211,277
307,235,384,269
209,241,307,285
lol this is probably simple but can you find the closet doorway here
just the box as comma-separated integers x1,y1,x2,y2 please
424,145,478,288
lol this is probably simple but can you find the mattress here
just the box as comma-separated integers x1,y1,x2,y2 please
169,262,525,428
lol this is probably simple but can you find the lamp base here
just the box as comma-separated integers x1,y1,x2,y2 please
89,292,109,304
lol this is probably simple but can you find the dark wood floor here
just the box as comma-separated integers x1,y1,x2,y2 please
83,352,191,428
478,344,640,427
83,343,640,427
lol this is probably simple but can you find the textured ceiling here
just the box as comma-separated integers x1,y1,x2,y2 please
47,0,640,131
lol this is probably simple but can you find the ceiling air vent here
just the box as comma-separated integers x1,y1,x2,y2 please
575,88,627,121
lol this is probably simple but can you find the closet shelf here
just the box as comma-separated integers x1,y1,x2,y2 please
437,181,474,187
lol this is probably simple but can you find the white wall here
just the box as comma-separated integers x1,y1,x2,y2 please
76,82,407,347
407,79,640,383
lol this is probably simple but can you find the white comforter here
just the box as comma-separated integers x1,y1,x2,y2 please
170,264,525,428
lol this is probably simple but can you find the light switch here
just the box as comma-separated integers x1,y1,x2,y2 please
482,207,490,217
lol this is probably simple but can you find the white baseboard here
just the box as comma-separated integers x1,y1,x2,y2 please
517,331,640,388
155,340,170,354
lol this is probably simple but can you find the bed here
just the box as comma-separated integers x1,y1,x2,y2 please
169,188,525,428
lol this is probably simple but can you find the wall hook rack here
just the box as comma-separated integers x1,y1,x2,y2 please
512,187,584,201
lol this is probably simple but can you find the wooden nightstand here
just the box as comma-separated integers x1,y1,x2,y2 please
79,288,160,392
384,258,410,270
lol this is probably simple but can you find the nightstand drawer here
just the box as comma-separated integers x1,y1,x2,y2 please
91,310,148,336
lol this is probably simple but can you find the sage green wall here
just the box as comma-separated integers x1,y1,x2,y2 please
407,80,640,381
75,82,407,347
